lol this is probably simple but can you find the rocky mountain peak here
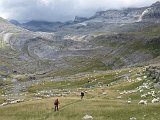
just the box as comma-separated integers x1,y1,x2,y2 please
140,1,160,21
9,19,20,25
151,1,160,7
0,17,8,23
93,9,126,18
74,16,88,23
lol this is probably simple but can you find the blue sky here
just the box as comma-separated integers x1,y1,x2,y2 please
0,0,159,22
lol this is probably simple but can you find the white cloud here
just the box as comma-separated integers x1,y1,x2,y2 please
0,0,158,22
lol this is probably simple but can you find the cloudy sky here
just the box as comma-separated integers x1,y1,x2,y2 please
0,0,158,22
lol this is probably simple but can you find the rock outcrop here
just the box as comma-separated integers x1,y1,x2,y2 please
146,66,160,83
140,1,160,22
74,16,88,23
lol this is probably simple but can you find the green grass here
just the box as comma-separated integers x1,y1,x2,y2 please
11,74,29,82
0,97,160,120
91,35,120,47
0,38,7,49
125,39,160,58
1,67,160,120
122,24,160,58
117,79,145,91
126,24,160,36
0,96,4,104
45,57,109,77
28,74,117,93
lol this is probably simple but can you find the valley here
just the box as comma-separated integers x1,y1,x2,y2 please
0,1,160,120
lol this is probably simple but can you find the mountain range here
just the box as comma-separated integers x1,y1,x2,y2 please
0,1,160,80
10,1,160,32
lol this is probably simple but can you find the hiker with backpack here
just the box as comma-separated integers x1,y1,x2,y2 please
80,92,84,99
54,98,60,111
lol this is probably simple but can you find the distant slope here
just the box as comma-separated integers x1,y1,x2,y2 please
0,1,160,78
11,2,160,33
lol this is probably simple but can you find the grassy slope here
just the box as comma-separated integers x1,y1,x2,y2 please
1,97,160,120
0,67,160,120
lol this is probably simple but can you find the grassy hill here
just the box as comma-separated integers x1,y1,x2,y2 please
0,66,160,120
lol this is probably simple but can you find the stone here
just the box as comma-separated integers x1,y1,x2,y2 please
82,115,93,120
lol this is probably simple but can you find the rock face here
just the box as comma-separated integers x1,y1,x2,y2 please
146,66,160,83
0,2,160,77
74,16,88,23
140,1,160,22
22,20,64,32
91,8,145,23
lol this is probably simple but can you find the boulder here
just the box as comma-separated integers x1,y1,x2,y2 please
82,115,93,120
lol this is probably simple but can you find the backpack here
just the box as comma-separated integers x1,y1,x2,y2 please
54,99,59,105
81,92,84,96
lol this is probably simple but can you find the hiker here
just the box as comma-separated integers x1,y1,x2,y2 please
80,92,84,99
54,98,60,111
